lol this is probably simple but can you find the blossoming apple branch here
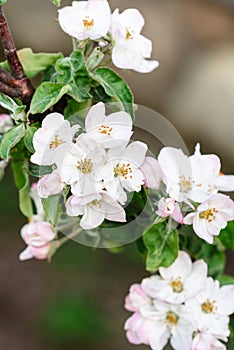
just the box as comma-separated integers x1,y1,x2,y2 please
0,0,234,349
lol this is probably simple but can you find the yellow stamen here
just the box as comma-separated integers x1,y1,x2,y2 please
77,158,93,174
170,278,183,293
114,163,133,180
201,300,216,314
166,311,179,327
83,18,94,29
199,208,218,222
126,28,133,40
98,125,113,136
49,135,65,149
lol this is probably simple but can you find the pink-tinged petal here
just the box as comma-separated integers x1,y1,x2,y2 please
30,243,51,260
19,246,33,261
159,251,192,281
66,195,85,217
172,203,184,224
124,313,145,345
216,285,234,315
85,102,106,132
104,202,126,222
80,205,105,230
125,284,151,312
123,141,148,168
37,170,63,198
141,157,162,189
141,275,165,299
216,174,234,192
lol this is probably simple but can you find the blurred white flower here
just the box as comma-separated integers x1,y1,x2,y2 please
0,114,13,133
85,102,133,149
191,332,226,350
141,156,162,189
184,193,234,244
110,9,159,73
58,0,111,40
142,251,207,304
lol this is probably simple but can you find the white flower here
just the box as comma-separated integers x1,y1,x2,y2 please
156,197,184,224
66,191,126,229
61,133,106,196
191,332,226,350
85,102,133,148
0,160,8,181
110,9,159,73
183,194,234,244
125,283,152,313
125,300,196,350
186,277,234,342
37,170,64,199
142,251,207,304
158,144,234,204
97,141,147,204
31,113,80,168
58,0,111,41
0,114,13,133
141,156,162,189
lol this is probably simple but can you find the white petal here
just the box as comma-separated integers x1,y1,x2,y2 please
80,205,105,230
124,141,148,168
85,102,106,132
159,251,192,281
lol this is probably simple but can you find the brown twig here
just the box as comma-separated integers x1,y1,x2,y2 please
0,6,34,103
0,80,22,98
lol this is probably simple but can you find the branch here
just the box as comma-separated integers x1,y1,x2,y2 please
0,6,34,103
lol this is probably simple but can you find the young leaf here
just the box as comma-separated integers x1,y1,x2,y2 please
0,124,25,160
92,67,134,119
0,94,25,120
28,163,53,177
86,47,104,71
24,126,38,153
218,274,234,286
0,48,63,79
19,186,33,219
50,0,61,6
42,194,62,226
11,159,28,190
29,82,71,114
55,51,91,102
143,222,179,272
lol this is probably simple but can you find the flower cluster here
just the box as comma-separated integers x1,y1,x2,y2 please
152,144,234,243
30,102,159,230
125,251,234,350
58,0,159,73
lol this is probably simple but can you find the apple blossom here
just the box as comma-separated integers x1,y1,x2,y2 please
0,114,13,133
85,102,133,148
125,300,196,350
58,0,111,41
31,112,80,168
125,284,152,313
61,133,106,196
37,170,64,199
142,251,207,304
19,221,56,261
158,144,234,204
141,156,162,189
97,141,147,204
186,277,234,342
66,191,126,229
183,193,234,244
111,9,159,73
156,197,183,224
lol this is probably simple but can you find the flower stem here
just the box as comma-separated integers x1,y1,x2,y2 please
55,228,82,249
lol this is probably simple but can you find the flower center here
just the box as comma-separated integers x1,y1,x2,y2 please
125,27,133,40
201,300,216,314
90,199,102,208
83,17,94,29
170,278,183,293
114,163,133,180
49,135,65,149
166,311,179,328
199,208,218,222
98,125,113,136
77,158,93,174
179,175,193,192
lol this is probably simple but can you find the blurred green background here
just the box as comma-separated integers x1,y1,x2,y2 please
0,0,234,349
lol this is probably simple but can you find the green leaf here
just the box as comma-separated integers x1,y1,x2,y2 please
0,94,25,120
28,163,54,177
92,67,134,119
0,0,7,5
143,222,179,272
86,47,104,71
218,274,234,286
24,126,37,153
219,221,234,250
0,124,25,160
42,194,62,226
0,48,63,79
55,51,91,102
19,185,33,218
11,159,28,190
50,0,61,6
30,82,71,114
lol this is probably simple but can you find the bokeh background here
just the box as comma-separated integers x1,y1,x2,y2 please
0,0,234,349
